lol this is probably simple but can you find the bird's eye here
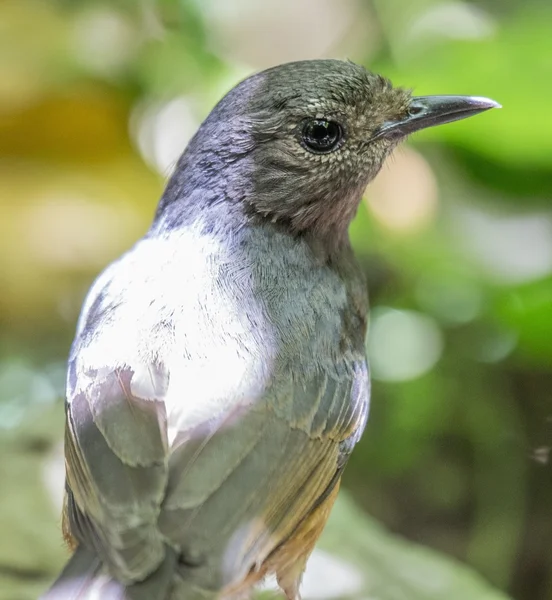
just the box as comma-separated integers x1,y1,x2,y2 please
301,119,343,153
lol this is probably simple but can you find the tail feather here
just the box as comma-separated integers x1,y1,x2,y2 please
40,546,178,600
40,546,104,600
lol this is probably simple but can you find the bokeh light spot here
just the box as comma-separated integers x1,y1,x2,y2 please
406,2,496,44
366,147,438,234
369,308,444,382
416,276,483,325
131,96,199,176
453,205,552,283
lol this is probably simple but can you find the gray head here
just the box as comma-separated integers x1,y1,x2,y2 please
157,59,499,246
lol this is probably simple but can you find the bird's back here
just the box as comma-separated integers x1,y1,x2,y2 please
63,217,370,597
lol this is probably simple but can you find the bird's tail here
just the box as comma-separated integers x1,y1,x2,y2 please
39,545,194,600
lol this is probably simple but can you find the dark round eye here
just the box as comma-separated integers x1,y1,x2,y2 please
301,119,343,153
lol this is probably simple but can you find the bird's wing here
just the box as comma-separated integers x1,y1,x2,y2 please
158,360,369,591
64,363,170,584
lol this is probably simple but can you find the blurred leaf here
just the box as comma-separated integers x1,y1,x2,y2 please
375,8,552,168
0,408,66,600
137,31,222,95
0,1,72,108
133,0,224,95
302,493,513,600
495,278,552,366
0,89,133,161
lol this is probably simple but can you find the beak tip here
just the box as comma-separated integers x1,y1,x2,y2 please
470,96,502,110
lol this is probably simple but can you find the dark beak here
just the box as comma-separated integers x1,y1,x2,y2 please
376,95,501,139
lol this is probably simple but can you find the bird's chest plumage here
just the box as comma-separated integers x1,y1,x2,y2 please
155,224,367,443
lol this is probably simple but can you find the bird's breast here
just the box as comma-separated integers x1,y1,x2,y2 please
156,226,360,445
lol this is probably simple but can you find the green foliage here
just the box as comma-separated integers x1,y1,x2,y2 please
315,494,513,600
376,7,552,167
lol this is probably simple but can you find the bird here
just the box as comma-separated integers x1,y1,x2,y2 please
41,59,499,600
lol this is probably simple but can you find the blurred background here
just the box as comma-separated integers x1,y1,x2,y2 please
0,0,551,599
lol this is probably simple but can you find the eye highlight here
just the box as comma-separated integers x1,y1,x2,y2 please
301,119,343,153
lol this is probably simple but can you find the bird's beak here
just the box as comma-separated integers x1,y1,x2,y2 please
375,95,501,140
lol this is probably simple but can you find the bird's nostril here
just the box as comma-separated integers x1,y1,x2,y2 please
408,104,424,117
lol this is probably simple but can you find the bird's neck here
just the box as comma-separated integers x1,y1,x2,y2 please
153,146,362,257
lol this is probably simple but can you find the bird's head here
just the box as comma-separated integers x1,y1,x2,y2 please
160,60,499,246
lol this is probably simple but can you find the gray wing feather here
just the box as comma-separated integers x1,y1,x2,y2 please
156,362,368,592
65,366,169,583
